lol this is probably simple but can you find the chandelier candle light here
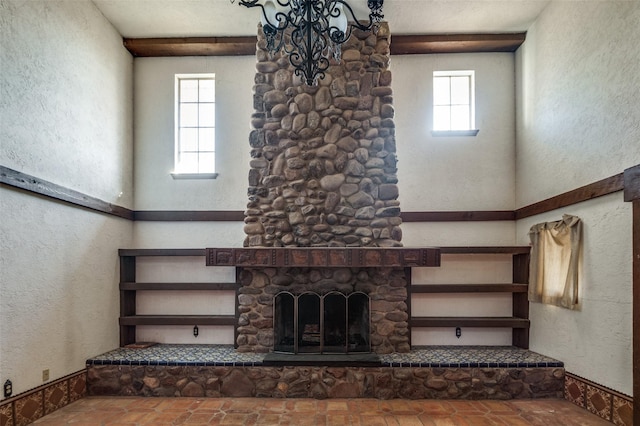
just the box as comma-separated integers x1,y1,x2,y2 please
231,0,384,85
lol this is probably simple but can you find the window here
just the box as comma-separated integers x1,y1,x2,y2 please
432,70,478,136
174,74,216,177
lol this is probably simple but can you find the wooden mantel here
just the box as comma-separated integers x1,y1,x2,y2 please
205,247,440,268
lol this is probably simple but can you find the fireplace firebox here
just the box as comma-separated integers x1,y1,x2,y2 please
274,291,370,354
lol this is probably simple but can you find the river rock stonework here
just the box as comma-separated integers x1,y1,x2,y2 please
245,22,401,248
87,365,565,400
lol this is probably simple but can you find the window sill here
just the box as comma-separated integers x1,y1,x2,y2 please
431,129,480,137
171,173,219,180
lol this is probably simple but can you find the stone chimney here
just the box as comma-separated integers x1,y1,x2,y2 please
244,23,402,248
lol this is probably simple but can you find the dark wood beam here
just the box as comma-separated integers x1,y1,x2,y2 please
123,36,257,57
401,211,514,222
515,173,625,220
122,33,526,57
390,33,526,55
623,164,640,202
633,198,639,420
0,165,134,220
624,165,640,421
134,210,244,221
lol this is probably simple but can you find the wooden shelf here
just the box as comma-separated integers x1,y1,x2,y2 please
119,248,206,257
410,317,530,328
119,282,237,291
119,315,236,326
410,284,528,293
439,246,531,255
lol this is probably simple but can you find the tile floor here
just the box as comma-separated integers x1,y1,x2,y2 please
32,397,610,425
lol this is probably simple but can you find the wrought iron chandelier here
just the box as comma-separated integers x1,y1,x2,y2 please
232,0,384,85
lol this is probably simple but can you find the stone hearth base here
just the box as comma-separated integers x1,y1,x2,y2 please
87,364,564,400
86,345,564,400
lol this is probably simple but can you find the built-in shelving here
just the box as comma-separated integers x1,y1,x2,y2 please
118,246,531,349
408,246,531,348
118,249,236,347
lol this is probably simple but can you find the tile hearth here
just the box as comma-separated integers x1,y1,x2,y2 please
86,344,563,368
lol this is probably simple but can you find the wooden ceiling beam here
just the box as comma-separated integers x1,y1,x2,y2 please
390,33,526,55
123,36,257,57
123,33,526,57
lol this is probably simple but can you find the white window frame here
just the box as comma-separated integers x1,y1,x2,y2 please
432,70,479,137
172,73,218,179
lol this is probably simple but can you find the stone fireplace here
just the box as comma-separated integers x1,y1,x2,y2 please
237,265,410,354
231,22,417,355
88,21,565,404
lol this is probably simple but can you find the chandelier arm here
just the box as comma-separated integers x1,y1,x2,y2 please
238,0,290,31
232,0,384,86
334,0,380,31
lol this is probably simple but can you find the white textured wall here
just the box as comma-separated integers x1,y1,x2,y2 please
134,56,255,210
0,0,133,395
0,0,133,205
394,53,515,211
516,1,640,206
515,2,639,396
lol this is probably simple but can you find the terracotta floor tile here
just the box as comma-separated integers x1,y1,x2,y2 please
485,414,532,426
325,401,349,412
33,396,614,426
448,401,490,413
428,417,461,426
140,412,184,423
416,401,451,416
454,415,497,426
347,414,364,425
393,415,425,426
359,414,389,426
382,416,402,426
291,400,318,412
226,400,262,413
326,414,351,425
183,412,216,423
255,413,283,424
261,399,287,413
477,400,519,414
218,413,251,424
126,399,163,410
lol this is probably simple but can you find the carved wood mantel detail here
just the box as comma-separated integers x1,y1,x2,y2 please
205,248,440,268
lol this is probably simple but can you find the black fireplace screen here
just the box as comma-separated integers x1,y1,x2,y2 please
273,291,370,354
